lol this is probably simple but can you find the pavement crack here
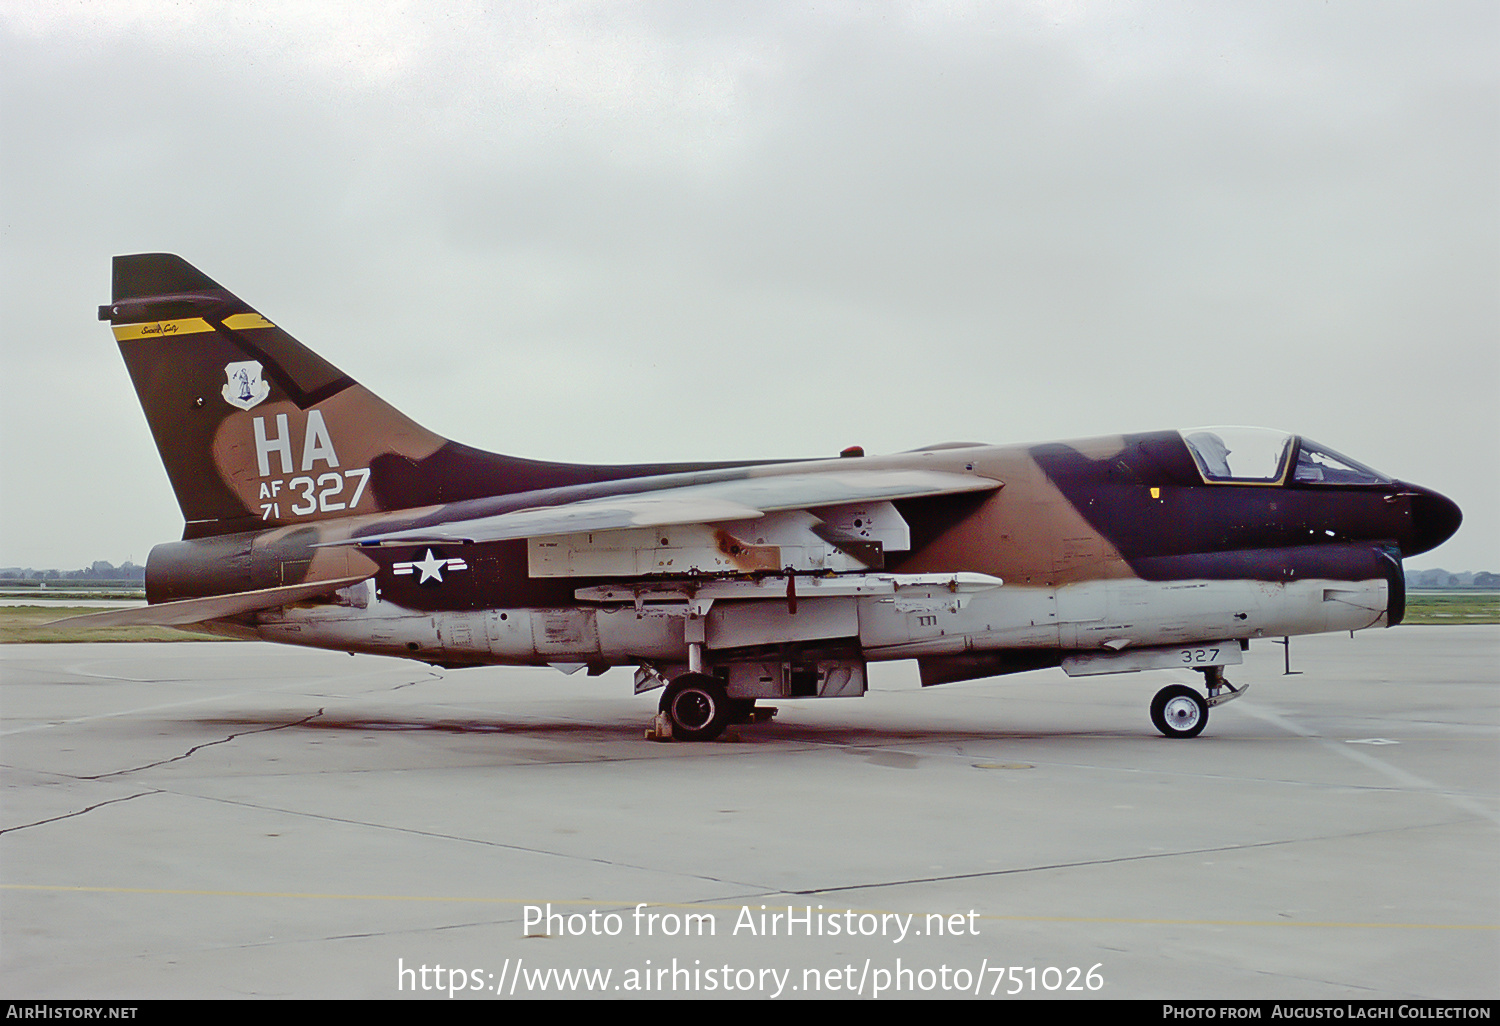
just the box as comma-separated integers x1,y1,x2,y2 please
0,790,162,835
181,791,764,890
387,671,444,692
77,708,327,780
781,818,1470,897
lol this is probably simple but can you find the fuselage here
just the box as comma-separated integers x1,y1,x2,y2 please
144,428,1460,678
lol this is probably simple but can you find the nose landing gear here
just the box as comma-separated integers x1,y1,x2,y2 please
1150,666,1249,739
1150,684,1208,738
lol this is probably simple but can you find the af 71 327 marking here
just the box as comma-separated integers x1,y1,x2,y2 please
259,468,370,520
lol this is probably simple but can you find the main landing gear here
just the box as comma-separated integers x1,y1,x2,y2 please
654,674,775,742
658,674,730,741
1149,666,1248,739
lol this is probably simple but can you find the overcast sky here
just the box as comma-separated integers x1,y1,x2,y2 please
2,1,1496,572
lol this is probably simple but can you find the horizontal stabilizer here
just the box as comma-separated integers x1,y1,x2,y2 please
42,575,373,629
333,469,1001,547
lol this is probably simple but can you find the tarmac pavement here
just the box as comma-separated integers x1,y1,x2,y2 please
2,626,1495,999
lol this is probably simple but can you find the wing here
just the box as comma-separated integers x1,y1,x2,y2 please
332,469,1001,548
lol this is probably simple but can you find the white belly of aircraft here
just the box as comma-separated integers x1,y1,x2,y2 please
252,574,1388,670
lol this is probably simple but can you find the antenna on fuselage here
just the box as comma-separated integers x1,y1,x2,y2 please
1275,636,1301,675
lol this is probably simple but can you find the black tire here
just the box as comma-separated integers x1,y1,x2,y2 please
659,674,731,741
1150,684,1209,739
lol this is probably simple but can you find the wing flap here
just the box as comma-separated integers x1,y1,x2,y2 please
42,575,373,629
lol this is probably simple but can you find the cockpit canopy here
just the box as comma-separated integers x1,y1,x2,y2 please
1180,427,1392,486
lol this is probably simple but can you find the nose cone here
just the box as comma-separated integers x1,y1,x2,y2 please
1401,485,1463,557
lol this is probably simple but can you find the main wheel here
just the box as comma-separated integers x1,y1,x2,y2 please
659,674,731,741
1150,684,1209,739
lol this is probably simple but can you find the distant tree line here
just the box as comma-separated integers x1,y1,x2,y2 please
0,561,146,582
1405,569,1500,589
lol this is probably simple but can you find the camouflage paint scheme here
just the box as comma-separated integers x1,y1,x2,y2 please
83,254,1462,739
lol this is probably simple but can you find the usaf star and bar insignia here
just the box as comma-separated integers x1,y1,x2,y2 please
392,548,469,586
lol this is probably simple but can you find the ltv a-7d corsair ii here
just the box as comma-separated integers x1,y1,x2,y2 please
67,254,1462,740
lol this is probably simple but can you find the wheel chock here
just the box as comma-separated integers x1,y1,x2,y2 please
645,712,674,741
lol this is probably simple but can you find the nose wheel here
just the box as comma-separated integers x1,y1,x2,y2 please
1150,684,1209,738
1149,666,1247,738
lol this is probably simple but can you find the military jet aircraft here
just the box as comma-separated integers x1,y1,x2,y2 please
65,254,1462,741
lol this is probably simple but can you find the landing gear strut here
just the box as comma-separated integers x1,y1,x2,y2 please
1200,665,1248,708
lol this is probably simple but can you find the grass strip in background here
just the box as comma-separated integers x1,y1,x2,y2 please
0,606,227,643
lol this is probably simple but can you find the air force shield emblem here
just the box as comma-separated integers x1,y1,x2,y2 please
222,361,270,410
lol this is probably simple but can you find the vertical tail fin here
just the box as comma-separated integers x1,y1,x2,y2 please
104,254,746,541
103,254,448,538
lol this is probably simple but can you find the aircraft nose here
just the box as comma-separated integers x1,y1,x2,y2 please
1399,485,1462,557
